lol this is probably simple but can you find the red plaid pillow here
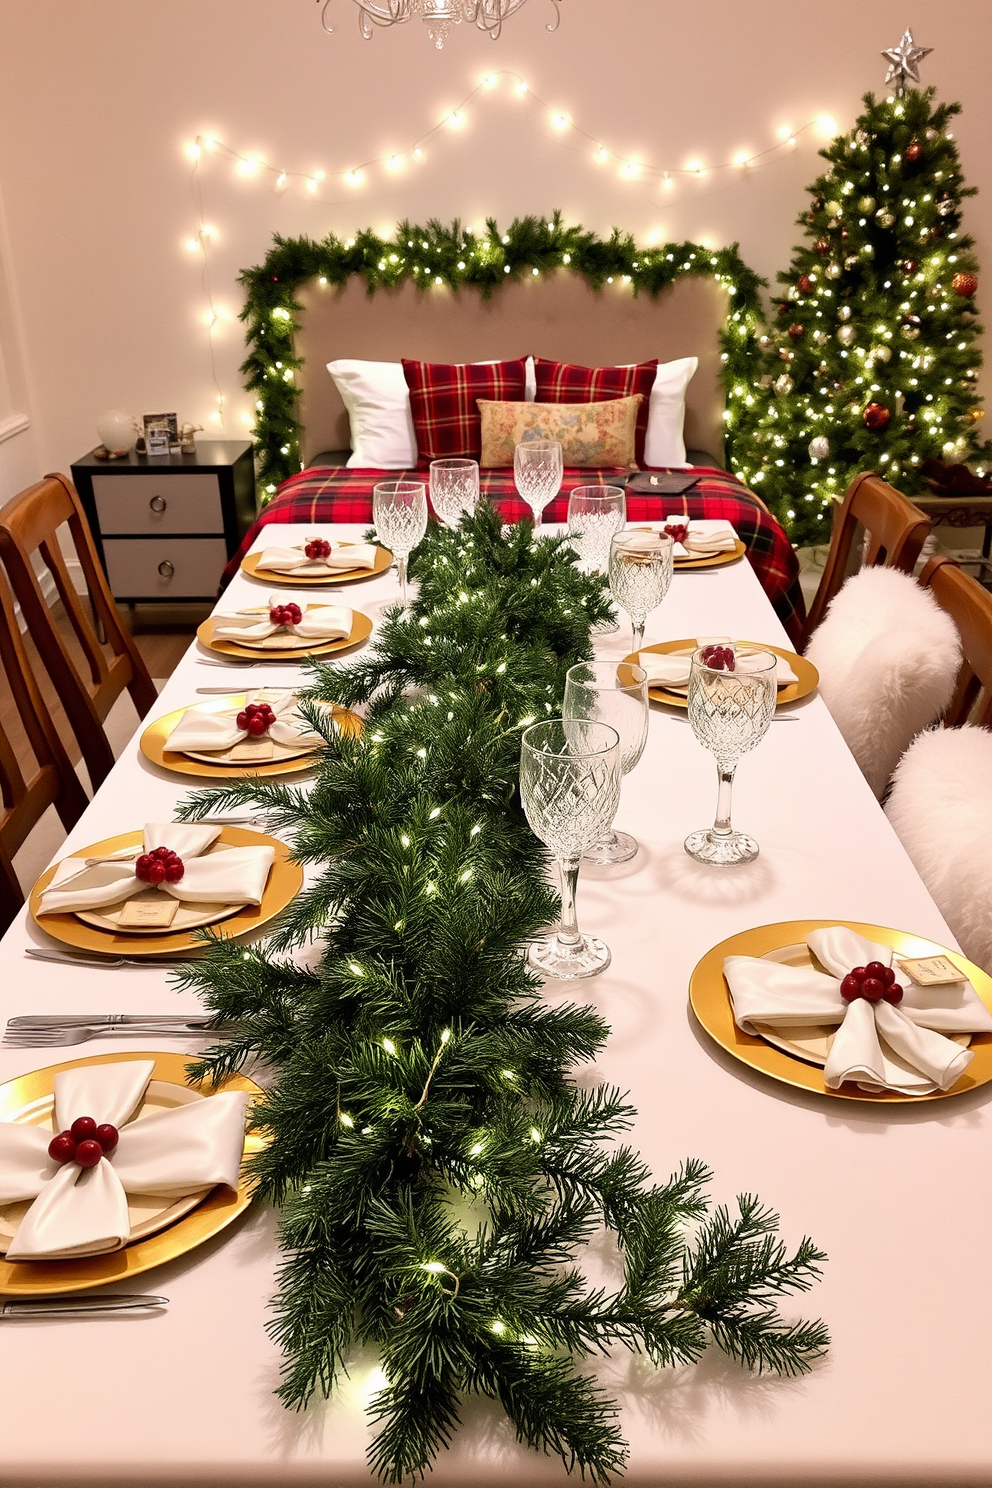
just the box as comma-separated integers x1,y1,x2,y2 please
402,358,529,467
533,357,658,466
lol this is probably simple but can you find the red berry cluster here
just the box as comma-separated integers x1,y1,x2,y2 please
701,644,735,671
269,602,302,627
236,700,277,736
840,961,903,1005
135,846,184,885
663,523,689,545
304,538,332,560
48,1116,119,1169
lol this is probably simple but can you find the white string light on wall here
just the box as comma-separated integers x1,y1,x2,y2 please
182,69,840,428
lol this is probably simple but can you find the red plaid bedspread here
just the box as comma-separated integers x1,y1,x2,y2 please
225,466,806,646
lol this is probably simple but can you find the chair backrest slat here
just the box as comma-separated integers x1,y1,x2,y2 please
805,471,932,641
0,473,158,791
0,566,89,933
919,556,992,729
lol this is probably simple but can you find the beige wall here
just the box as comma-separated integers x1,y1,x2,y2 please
0,0,988,488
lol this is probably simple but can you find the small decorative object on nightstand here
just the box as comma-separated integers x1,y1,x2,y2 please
71,440,256,606
94,410,139,459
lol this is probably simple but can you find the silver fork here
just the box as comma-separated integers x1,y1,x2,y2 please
3,1024,220,1048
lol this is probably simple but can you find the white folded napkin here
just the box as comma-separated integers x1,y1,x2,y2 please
0,1061,248,1260
37,823,275,916
163,690,325,756
724,926,992,1095
638,641,797,692
256,541,378,576
212,596,353,646
644,518,737,558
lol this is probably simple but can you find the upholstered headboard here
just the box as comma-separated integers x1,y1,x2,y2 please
294,270,729,466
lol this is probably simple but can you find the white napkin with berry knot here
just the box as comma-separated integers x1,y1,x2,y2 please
0,1061,248,1260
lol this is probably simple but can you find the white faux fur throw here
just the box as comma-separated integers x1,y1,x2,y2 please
886,725,992,974
805,565,961,797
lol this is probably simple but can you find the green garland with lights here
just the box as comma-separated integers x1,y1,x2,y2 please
238,212,766,497
175,504,827,1483
734,88,990,548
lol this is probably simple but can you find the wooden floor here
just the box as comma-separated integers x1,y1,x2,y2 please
2,601,209,772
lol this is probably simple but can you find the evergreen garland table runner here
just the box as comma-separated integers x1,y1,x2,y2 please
177,507,827,1482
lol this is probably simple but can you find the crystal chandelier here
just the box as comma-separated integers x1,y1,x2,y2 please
320,0,562,49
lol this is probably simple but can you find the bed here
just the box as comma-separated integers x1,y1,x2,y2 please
228,271,805,642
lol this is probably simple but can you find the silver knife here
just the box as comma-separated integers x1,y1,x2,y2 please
7,1013,214,1028
23,948,186,969
0,1293,168,1317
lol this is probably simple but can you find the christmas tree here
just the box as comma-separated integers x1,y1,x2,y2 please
733,82,989,548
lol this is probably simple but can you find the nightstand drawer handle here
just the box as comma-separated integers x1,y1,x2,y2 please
158,560,175,579
149,494,167,513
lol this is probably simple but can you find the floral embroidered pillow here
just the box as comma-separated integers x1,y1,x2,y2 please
477,396,643,469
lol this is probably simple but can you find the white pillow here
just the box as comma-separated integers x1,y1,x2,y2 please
805,565,962,798
886,725,992,974
641,357,698,468
326,360,417,469
327,357,537,468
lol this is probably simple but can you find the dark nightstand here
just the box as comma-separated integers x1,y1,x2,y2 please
71,441,256,604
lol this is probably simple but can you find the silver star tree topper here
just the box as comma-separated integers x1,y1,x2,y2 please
882,28,933,96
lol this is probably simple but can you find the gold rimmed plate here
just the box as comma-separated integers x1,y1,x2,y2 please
674,539,747,570
196,607,373,662
29,825,303,958
0,1052,265,1296
627,640,818,709
139,696,362,780
688,919,992,1103
241,543,392,587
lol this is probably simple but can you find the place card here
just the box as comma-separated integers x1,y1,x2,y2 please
230,738,275,762
118,897,181,928
896,954,968,986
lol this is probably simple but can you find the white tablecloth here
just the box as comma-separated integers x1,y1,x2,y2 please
2,524,989,1487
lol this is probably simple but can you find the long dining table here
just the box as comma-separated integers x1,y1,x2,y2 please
2,523,989,1488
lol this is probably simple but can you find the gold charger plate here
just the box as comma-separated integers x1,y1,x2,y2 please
139,696,362,781
673,539,747,570
688,919,992,1104
627,639,818,709
196,607,373,661
30,825,303,958
0,1051,264,1296
241,543,392,586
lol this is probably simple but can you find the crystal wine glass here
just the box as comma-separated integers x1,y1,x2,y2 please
563,660,648,864
567,485,626,636
514,439,563,530
608,531,674,650
519,718,621,978
429,458,480,528
372,480,428,607
684,646,777,865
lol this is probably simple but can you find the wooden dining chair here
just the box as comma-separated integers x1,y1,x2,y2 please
804,471,933,641
0,472,157,792
918,555,992,728
0,566,89,932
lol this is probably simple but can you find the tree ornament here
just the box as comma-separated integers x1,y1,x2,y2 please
881,27,933,96
858,196,877,213
810,194,825,211
778,348,795,361
837,325,855,345
824,200,841,218
777,302,791,317
937,196,954,217
863,402,891,431
797,274,813,294
845,255,859,270
953,272,979,297
965,407,986,424
905,140,922,163
786,285,800,302
943,436,969,460
855,129,870,145
875,208,896,229
926,127,938,141
813,330,829,345
773,373,794,396
901,258,917,276
826,262,842,280
838,305,853,321
814,237,830,257
872,344,893,364
808,436,830,459
787,323,805,341
900,314,922,339
827,217,840,232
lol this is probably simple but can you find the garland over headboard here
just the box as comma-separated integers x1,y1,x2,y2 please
239,213,766,495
